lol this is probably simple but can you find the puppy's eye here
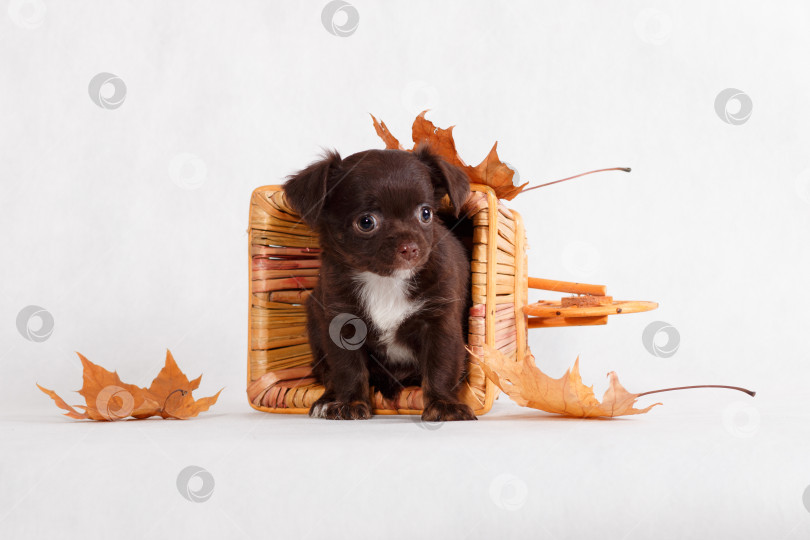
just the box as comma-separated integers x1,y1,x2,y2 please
355,214,377,233
419,206,433,224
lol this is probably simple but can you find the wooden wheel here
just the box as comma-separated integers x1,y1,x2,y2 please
525,277,658,329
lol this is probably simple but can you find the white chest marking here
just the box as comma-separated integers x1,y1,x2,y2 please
353,270,423,364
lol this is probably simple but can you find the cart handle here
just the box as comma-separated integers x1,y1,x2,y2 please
527,277,606,297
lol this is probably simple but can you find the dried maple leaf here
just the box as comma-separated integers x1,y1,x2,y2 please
371,110,529,200
144,349,222,420
470,346,661,418
469,142,526,200
35,384,91,420
37,350,221,421
144,350,222,419
410,111,468,170
369,113,403,150
37,353,159,420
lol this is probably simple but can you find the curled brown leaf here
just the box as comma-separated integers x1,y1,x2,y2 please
469,346,661,418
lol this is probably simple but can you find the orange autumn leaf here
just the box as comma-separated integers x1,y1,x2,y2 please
470,142,526,200
37,350,221,421
35,383,90,420
470,346,661,418
369,113,403,150
410,111,468,170
144,350,222,419
371,110,529,200
72,353,159,420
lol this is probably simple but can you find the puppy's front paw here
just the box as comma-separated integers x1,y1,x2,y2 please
421,400,477,422
309,399,371,420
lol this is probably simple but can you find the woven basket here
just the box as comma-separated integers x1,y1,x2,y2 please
246,183,528,416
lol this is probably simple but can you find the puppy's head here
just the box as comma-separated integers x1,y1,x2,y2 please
284,143,470,276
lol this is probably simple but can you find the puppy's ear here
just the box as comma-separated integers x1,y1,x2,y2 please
413,143,471,217
283,150,342,226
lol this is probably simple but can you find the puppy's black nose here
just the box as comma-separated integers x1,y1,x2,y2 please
397,242,420,261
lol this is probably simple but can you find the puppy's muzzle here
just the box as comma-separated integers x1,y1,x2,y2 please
396,242,420,263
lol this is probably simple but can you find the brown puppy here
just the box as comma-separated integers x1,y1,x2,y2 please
283,144,476,421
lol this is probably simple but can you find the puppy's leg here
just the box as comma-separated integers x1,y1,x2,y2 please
306,305,372,420
415,320,477,422
310,349,372,420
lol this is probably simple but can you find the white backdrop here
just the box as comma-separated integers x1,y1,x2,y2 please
3,1,810,539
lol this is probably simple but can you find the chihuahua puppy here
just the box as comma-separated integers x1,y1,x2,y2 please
283,144,476,421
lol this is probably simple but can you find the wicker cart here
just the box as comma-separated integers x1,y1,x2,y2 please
246,183,656,416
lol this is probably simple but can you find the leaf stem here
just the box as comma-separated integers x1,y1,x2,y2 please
637,385,756,398
162,388,188,412
522,167,632,192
